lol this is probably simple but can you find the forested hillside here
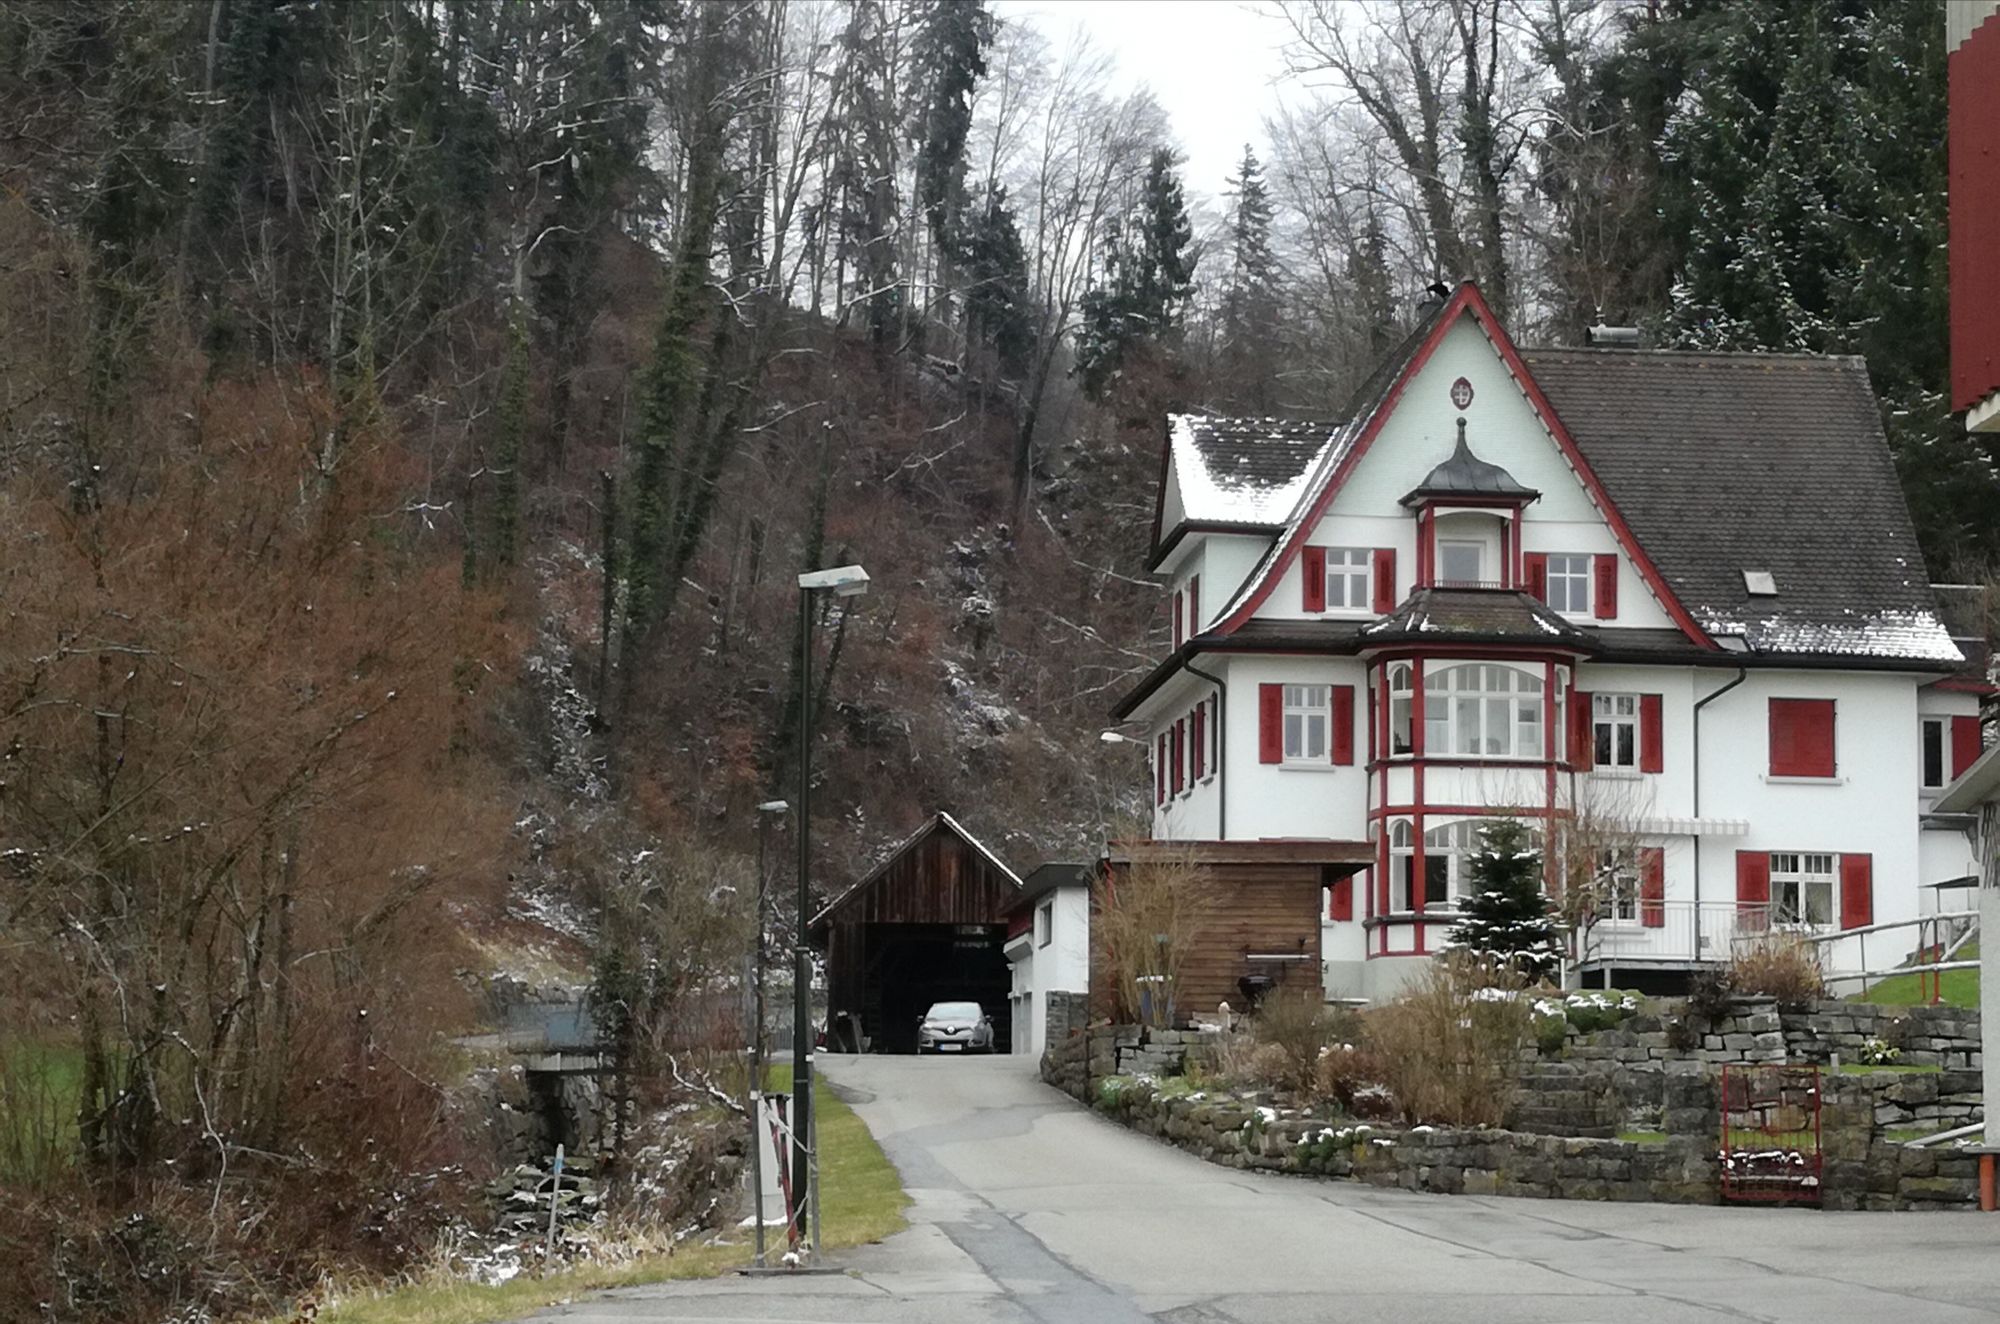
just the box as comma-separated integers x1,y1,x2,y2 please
0,0,1987,1316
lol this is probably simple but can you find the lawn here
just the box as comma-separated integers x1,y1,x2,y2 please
1852,942,1979,1009
311,1065,908,1324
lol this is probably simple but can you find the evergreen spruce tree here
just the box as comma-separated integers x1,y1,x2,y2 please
1217,145,1283,415
962,185,1035,376
908,0,994,257
1446,819,1563,979
1655,0,2000,573
1073,148,1195,399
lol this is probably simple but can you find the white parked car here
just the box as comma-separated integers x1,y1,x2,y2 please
917,1001,993,1054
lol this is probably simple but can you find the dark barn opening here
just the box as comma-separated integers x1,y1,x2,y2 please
813,814,1022,1054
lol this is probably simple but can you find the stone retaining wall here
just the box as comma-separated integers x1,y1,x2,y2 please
1561,999,1981,1071
1042,1022,1988,1211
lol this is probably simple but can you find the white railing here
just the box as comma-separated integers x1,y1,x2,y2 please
1574,902,1980,996
1574,900,1770,969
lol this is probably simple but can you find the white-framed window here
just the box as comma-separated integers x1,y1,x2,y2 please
1769,852,1835,928
1388,819,1412,912
1921,716,1947,791
1388,663,1414,756
1593,693,1640,771
1439,540,1484,585
1547,553,1592,614
1595,848,1639,924
1283,684,1329,762
1422,663,1543,759
1325,547,1371,610
1036,901,1053,948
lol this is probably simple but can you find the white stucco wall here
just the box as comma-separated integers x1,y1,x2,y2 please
1006,885,1091,1059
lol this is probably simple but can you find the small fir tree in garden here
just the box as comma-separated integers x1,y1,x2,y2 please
1447,819,1563,979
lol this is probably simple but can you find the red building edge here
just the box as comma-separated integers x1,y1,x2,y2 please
1950,3,2000,425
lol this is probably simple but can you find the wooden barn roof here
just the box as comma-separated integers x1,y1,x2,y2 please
811,812,1023,930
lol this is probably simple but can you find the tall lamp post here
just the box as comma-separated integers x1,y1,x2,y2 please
792,564,869,1258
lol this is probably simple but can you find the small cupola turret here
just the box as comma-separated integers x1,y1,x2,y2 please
1400,418,1540,508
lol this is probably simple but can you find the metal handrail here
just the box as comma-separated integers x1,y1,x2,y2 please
1796,910,1977,945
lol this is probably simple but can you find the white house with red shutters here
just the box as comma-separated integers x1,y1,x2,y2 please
1113,281,1989,1003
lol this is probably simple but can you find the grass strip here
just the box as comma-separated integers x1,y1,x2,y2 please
309,1066,908,1324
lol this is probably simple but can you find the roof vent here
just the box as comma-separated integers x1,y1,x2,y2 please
1743,570,1778,596
1588,324,1642,347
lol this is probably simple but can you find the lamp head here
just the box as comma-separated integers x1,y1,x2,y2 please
757,800,790,814
798,565,870,598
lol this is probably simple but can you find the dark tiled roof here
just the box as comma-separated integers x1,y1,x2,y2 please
1522,348,1961,665
1010,862,1093,911
1164,416,1342,528
1402,421,1538,505
1357,588,1594,650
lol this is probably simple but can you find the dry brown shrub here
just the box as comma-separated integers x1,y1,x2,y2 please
1367,955,1532,1127
1727,933,1827,1004
1095,845,1214,1027
1245,987,1366,1103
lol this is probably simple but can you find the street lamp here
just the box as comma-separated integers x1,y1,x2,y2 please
1099,729,1146,745
792,564,868,1259
749,798,787,1269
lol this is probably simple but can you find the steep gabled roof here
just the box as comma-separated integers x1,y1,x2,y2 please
1208,283,1708,645
1150,416,1343,562
810,811,1021,929
1522,348,1961,665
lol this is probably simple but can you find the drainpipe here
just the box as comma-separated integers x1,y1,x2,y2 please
1691,666,1748,933
1186,659,1227,840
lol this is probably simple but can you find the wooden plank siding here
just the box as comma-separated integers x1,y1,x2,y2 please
1095,858,1358,1021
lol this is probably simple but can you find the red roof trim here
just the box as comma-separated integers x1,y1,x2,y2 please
1933,675,2000,696
1211,283,1714,649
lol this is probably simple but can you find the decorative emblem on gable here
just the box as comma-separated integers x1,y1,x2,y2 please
1449,376,1474,409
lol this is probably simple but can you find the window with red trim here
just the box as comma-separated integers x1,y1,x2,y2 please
1769,698,1835,778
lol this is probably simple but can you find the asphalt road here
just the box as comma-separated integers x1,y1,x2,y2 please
523,1053,2000,1324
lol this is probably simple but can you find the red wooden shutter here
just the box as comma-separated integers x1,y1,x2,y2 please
1639,846,1666,928
1172,592,1184,648
1172,719,1185,794
1371,548,1396,613
1640,694,1664,774
1192,705,1206,780
1188,575,1201,635
1953,715,1982,779
1523,551,1548,602
1736,851,1771,916
1258,684,1283,763
1328,875,1354,922
1156,735,1167,805
1592,553,1618,619
1770,698,1835,777
1840,853,1874,930
1568,688,1594,769
1302,547,1327,613
1331,684,1355,765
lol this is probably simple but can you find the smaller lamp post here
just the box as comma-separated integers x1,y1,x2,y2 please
749,798,787,1268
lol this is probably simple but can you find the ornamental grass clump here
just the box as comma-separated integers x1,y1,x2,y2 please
1247,987,1367,1104
1728,933,1826,1005
1368,954,1533,1128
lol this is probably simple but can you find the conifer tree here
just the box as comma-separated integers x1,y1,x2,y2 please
1217,145,1283,414
1446,819,1563,979
1073,148,1194,399
908,0,993,257
963,185,1035,377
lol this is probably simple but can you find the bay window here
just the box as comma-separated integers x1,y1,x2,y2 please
1422,664,1544,759
1388,663,1414,756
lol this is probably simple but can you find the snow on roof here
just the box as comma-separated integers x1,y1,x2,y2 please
1693,608,1963,664
1167,415,1346,527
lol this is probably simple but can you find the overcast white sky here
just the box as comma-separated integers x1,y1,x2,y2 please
988,0,1303,206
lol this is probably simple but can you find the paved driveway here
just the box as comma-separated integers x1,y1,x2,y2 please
524,1054,2000,1323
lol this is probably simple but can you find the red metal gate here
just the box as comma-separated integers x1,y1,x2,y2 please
1719,1064,1822,1205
